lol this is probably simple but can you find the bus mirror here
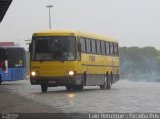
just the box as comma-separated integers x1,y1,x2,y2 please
78,43,81,52
29,43,32,52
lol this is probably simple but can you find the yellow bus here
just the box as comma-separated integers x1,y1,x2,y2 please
29,30,120,92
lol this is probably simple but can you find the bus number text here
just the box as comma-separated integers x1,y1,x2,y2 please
89,56,95,61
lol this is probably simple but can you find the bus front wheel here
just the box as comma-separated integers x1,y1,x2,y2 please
66,85,72,91
72,85,83,91
41,84,48,93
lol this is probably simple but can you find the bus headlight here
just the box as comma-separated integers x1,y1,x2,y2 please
31,71,36,76
68,71,76,76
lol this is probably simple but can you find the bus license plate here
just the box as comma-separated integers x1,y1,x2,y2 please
48,81,56,84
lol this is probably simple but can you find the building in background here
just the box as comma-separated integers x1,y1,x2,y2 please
0,42,14,46
0,42,20,47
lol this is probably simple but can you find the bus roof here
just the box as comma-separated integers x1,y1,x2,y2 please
33,29,118,43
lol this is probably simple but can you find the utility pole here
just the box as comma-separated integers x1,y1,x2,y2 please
46,5,53,29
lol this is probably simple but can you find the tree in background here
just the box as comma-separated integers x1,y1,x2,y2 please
120,47,160,81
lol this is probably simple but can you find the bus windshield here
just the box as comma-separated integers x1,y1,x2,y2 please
0,48,6,61
7,48,26,68
31,36,76,61
0,47,26,68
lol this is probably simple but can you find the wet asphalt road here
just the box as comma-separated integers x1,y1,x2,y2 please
1,79,160,113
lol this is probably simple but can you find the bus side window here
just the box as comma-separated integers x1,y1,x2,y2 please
105,42,110,55
96,40,101,54
114,43,119,56
86,39,91,53
79,37,86,53
110,42,115,55
78,42,81,52
101,41,106,55
91,39,96,54
117,44,119,55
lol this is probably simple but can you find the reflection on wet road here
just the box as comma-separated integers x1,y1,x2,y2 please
1,79,160,113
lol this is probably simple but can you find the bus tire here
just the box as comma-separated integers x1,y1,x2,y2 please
41,84,48,93
78,75,84,90
83,72,87,86
106,73,112,89
100,75,107,90
66,85,72,91
72,73,85,91
78,84,84,90
72,85,83,91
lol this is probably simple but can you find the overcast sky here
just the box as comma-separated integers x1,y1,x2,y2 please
0,0,160,49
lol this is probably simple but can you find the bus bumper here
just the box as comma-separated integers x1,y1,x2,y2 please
30,75,83,87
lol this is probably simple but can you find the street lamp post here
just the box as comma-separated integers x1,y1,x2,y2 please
46,5,53,29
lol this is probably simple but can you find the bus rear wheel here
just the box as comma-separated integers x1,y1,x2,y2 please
106,74,112,89
100,75,107,90
41,84,48,93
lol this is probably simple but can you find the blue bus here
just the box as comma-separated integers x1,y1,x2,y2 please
0,47,26,84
